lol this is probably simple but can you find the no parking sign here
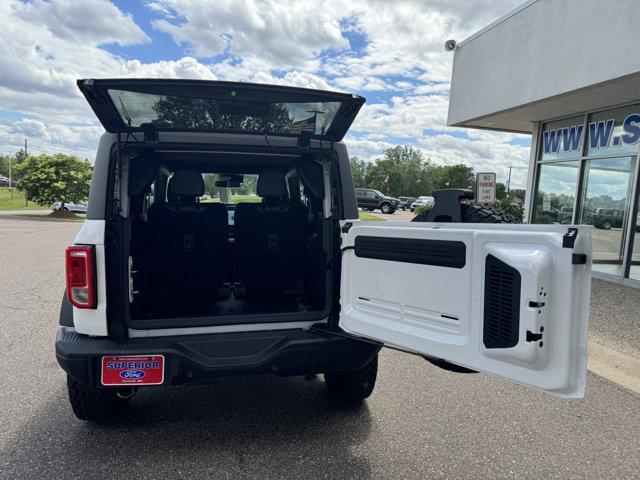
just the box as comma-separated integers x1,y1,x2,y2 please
476,172,496,203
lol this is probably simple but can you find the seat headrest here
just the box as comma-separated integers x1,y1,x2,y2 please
168,170,204,197
257,170,287,198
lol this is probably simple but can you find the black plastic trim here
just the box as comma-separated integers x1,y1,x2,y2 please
572,253,587,264
354,236,466,268
55,327,380,388
483,254,521,349
59,292,74,327
562,228,578,248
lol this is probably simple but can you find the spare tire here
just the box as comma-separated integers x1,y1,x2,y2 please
412,203,521,224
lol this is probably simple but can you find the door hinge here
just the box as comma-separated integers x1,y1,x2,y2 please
562,228,578,248
341,222,353,233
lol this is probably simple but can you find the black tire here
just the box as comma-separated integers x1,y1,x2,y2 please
412,203,521,224
67,375,130,422
380,203,393,214
325,355,378,404
601,221,612,230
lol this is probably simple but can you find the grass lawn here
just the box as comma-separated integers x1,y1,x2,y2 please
202,195,262,203
359,212,386,221
0,188,46,211
2,213,85,222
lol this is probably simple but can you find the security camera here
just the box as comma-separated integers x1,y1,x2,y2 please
444,39,457,52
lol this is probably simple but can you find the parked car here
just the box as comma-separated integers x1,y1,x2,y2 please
355,188,400,214
55,78,591,422
593,208,625,230
53,201,88,214
410,195,435,212
558,206,573,224
398,196,416,210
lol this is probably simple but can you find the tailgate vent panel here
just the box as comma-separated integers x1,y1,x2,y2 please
354,236,466,268
483,254,521,349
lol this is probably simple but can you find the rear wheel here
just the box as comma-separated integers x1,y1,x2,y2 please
380,203,393,214
67,375,131,422
325,355,378,404
600,221,612,230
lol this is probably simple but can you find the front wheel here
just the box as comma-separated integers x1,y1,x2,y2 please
67,375,131,422
380,203,394,214
325,355,378,404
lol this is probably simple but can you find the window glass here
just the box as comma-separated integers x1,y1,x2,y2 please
532,161,579,224
578,156,635,276
108,89,341,137
366,191,377,198
587,105,640,156
198,173,261,204
628,193,640,281
541,116,585,161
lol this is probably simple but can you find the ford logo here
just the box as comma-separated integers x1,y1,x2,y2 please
120,369,146,379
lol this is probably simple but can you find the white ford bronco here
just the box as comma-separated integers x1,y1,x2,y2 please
56,79,592,421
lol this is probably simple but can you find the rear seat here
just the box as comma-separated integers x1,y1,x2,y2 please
234,170,308,294
145,170,230,300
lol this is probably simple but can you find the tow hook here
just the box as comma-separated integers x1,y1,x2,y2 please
116,387,137,400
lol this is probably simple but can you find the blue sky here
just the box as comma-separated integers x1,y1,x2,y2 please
0,0,532,188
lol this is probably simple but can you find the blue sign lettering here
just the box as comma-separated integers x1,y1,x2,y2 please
621,114,640,145
543,129,562,154
589,119,615,150
543,115,640,155
561,125,583,152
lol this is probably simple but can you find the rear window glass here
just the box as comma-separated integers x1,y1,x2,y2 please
108,89,341,136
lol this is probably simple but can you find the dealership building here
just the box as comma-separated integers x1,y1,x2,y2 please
448,0,640,286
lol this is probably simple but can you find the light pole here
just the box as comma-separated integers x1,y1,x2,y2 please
8,150,12,199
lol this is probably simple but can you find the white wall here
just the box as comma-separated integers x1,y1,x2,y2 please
448,0,640,129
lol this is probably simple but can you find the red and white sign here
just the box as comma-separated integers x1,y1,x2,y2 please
101,355,165,386
476,172,497,203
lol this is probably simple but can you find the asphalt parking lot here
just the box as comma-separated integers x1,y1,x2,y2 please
1,218,639,480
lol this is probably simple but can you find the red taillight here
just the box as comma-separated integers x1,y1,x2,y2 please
66,245,96,309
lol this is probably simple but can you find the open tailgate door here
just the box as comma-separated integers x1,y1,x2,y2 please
339,221,591,398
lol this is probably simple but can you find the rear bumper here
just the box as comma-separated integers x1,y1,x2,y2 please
55,327,380,388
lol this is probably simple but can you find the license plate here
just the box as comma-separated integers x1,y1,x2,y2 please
101,355,165,386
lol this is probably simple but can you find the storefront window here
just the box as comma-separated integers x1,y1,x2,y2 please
578,156,635,276
587,105,640,156
628,192,640,281
541,116,585,161
532,161,579,224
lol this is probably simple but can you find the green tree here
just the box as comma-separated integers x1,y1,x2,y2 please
349,157,368,188
14,148,27,165
509,188,526,202
432,164,475,190
496,182,506,200
15,154,93,206
0,150,28,182
203,173,219,197
364,146,433,197
0,155,10,178
152,98,294,133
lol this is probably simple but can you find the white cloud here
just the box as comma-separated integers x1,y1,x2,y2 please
151,0,349,65
352,94,451,138
0,119,103,160
0,0,534,178
13,0,150,46
421,134,531,188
